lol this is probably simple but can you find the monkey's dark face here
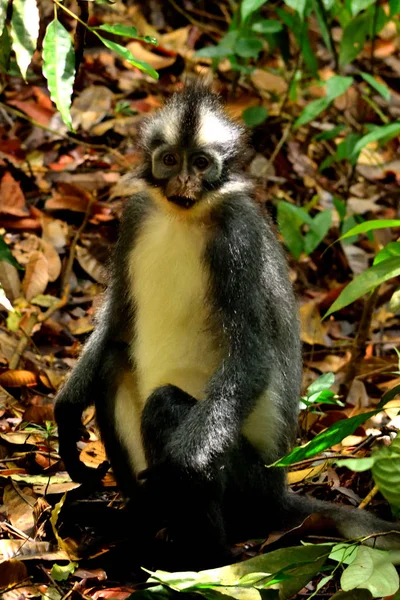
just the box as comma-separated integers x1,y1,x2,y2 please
151,146,222,209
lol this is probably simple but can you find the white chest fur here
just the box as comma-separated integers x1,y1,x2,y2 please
129,209,222,404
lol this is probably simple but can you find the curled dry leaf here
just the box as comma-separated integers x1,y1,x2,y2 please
41,214,68,251
22,250,49,301
0,370,37,387
126,41,177,70
0,261,21,301
76,245,107,284
0,172,29,217
80,440,107,469
250,69,287,95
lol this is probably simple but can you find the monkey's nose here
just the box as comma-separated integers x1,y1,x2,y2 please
177,175,190,184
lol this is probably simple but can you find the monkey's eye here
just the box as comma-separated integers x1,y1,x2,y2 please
193,156,209,170
163,154,177,166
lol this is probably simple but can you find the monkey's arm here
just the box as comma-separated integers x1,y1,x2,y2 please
163,198,292,477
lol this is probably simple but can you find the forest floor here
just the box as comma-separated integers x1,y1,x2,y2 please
1,1,400,599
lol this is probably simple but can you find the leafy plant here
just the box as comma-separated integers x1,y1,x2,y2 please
0,0,159,128
277,201,333,259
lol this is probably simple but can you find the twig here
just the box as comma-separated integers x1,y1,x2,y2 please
358,484,379,509
0,101,130,168
260,121,292,176
344,287,380,387
8,198,95,370
370,1,379,74
74,1,90,75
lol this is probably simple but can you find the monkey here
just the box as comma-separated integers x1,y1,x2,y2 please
55,80,399,570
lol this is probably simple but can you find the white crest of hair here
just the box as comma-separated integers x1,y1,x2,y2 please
142,103,182,147
197,105,241,146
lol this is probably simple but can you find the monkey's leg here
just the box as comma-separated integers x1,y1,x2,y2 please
141,385,231,569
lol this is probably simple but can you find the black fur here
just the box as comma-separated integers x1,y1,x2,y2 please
55,83,400,570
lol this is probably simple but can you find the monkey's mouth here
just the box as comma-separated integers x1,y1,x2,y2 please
168,195,196,209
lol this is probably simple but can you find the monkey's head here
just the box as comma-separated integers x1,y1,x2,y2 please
138,82,250,216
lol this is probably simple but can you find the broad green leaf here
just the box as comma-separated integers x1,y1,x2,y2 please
341,546,399,597
339,13,368,66
329,543,359,565
360,72,391,101
325,256,400,317
10,0,39,79
241,0,269,23
304,210,332,255
252,20,283,33
277,203,305,259
333,196,347,221
242,106,268,126
0,236,21,270
351,0,375,16
307,372,334,395
273,409,381,466
51,561,78,581
147,545,329,600
381,383,400,405
95,24,157,45
234,37,263,58
336,457,376,471
313,0,333,52
195,31,238,59
95,33,158,79
326,75,354,98
372,435,400,515
352,122,400,156
374,241,400,265
338,219,400,241
42,19,75,129
390,0,400,16
0,0,7,35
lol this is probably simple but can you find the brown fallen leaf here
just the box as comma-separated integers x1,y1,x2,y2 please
80,440,107,469
0,260,21,301
0,370,37,387
3,483,36,536
39,238,61,282
299,301,330,346
0,559,28,588
68,316,94,335
250,69,287,95
41,214,68,251
0,538,69,561
22,250,49,301
71,85,114,131
0,173,29,217
76,245,107,284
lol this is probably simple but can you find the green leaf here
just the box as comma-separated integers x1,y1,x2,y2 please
273,409,381,466
0,25,11,73
242,106,268,126
51,561,78,581
42,19,75,129
277,203,304,259
95,33,158,79
336,457,376,472
284,0,307,19
325,256,400,317
313,0,333,52
331,591,374,600
372,435,400,515
329,543,360,566
315,125,346,141
326,75,354,98
234,37,263,58
195,31,238,59
352,122,400,157
0,236,22,270
295,97,331,128
390,0,400,17
333,196,347,222
307,372,335,395
338,219,400,241
351,0,375,16
304,210,332,255
341,546,399,597
10,0,39,79
241,0,269,23
0,0,7,35
374,241,400,265
252,20,283,33
95,24,157,45
360,72,391,101
340,13,368,66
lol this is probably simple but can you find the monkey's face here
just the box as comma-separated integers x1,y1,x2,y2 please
151,146,221,210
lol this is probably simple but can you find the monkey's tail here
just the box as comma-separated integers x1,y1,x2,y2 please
285,492,400,550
